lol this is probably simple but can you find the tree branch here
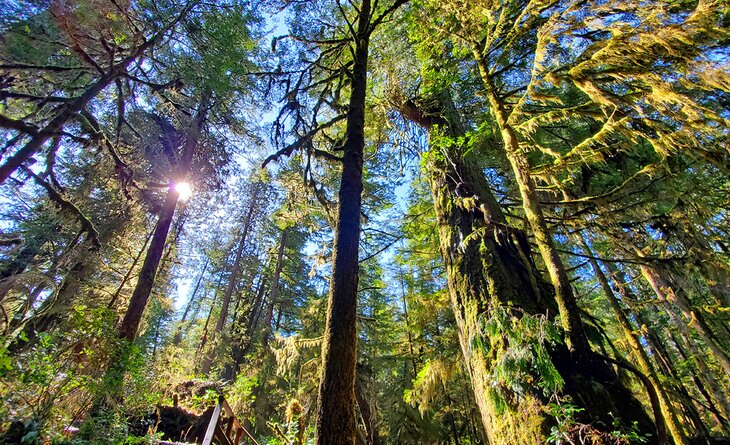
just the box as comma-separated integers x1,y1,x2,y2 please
262,114,347,167
21,166,100,249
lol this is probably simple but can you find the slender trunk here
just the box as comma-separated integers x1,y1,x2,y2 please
196,290,217,357
580,238,684,445
107,229,153,310
229,271,255,334
605,263,720,437
246,275,267,338
222,273,259,380
442,388,461,445
118,93,208,340
639,261,730,379
398,271,418,379
315,5,370,443
229,275,267,365
666,312,730,421
666,329,730,430
665,293,730,421
261,228,288,349
172,258,208,346
200,186,259,375
473,49,590,357
118,188,180,340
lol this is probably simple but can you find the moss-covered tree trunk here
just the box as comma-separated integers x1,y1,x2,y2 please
638,260,730,379
473,51,591,358
398,94,657,444
579,238,686,445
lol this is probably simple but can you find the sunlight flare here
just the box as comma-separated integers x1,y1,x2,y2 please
174,181,192,200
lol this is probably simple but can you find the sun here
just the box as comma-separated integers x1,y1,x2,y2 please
174,182,192,200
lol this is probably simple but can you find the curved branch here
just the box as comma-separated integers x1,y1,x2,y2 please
21,166,100,249
598,352,668,445
0,115,38,135
262,114,347,167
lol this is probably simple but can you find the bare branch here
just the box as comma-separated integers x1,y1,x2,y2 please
263,114,347,167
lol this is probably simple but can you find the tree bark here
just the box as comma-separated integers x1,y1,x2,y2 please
261,228,288,350
117,94,208,341
200,184,259,375
315,4,370,443
397,93,656,444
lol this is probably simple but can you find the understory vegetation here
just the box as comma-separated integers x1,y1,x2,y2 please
0,0,728,444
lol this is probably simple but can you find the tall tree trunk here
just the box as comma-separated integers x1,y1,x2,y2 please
245,276,267,342
397,93,656,444
118,188,180,340
261,228,288,350
355,370,381,445
172,258,208,346
661,307,730,421
200,185,259,375
196,290,217,357
604,262,721,437
118,94,208,341
665,329,730,431
87,96,211,418
473,49,590,358
398,270,418,380
580,238,685,445
315,4,370,444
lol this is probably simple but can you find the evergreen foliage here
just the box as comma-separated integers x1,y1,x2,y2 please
0,0,727,444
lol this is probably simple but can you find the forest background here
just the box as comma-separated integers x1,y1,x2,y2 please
0,0,728,444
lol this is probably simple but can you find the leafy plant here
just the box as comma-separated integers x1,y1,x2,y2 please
478,306,564,403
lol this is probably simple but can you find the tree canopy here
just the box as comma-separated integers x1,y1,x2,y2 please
0,0,728,444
